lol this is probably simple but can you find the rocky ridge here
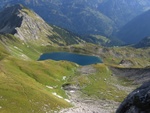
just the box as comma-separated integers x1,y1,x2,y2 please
0,4,82,46
0,4,53,43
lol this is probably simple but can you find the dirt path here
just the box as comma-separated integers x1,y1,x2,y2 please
59,65,120,113
59,90,119,113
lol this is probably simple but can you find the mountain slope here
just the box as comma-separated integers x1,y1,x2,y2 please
0,4,85,61
0,55,77,113
0,40,10,60
135,36,150,48
116,10,150,44
0,4,81,111
0,4,52,43
99,0,150,28
0,0,116,36
1,0,150,38
0,4,82,46
30,0,115,36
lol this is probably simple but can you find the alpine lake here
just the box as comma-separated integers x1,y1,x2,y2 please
38,52,102,66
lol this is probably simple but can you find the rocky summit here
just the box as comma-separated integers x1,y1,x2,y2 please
116,82,150,113
0,4,54,43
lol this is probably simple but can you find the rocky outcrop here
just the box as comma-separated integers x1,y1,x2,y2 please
116,82,150,113
62,83,80,91
119,59,134,67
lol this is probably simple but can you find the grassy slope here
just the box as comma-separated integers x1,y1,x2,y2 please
0,43,9,60
0,57,77,113
0,34,79,112
0,34,41,60
0,34,149,112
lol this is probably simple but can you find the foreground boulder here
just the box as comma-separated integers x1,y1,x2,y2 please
116,82,150,113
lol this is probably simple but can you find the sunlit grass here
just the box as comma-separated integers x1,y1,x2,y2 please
0,57,77,113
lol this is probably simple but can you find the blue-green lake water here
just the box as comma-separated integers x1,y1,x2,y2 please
38,52,102,66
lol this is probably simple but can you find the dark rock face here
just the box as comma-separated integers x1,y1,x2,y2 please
62,83,80,91
119,59,134,67
116,82,150,113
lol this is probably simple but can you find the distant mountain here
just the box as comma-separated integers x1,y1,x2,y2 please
135,37,150,48
81,35,125,46
1,0,150,41
116,10,150,44
0,4,82,46
0,0,115,36
99,0,150,28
